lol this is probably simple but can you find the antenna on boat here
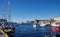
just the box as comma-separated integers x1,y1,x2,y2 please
8,0,11,22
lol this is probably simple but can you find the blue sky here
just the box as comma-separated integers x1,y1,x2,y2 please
0,0,60,22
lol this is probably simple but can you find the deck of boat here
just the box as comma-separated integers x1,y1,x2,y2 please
0,34,5,37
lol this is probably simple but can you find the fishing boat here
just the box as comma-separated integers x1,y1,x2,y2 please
50,22,60,37
51,22,60,32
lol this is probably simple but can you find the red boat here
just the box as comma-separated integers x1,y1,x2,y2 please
51,22,60,32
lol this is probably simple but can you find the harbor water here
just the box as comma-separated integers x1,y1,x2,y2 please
14,24,51,37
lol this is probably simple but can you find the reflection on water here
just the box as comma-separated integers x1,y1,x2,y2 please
14,24,51,37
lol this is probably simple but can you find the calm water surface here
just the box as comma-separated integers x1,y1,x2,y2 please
14,24,51,37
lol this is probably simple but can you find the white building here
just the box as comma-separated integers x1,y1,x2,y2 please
54,16,60,22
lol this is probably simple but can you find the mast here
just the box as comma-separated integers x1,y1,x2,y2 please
2,0,6,19
8,0,11,22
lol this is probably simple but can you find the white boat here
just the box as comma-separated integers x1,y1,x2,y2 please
33,24,36,29
38,21,47,27
40,24,47,27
